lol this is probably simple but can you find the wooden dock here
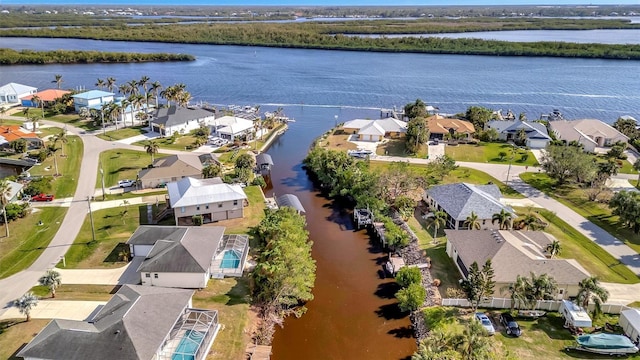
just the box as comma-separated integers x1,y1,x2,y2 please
246,344,272,360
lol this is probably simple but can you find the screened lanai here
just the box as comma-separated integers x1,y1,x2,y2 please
210,234,249,278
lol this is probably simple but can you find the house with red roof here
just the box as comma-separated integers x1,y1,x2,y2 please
0,125,43,149
21,89,71,108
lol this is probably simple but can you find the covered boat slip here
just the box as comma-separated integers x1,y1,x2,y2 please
569,333,639,355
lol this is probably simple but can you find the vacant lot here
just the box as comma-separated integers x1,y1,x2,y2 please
445,142,539,167
97,149,167,188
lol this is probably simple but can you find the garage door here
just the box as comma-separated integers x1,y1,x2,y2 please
212,211,228,221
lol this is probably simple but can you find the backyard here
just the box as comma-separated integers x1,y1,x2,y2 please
97,148,167,188
212,185,266,234
0,319,50,360
445,142,539,167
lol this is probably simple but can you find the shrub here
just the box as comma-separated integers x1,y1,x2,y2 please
395,266,422,288
192,215,203,226
251,175,267,188
396,283,426,312
2,203,29,222
24,177,52,196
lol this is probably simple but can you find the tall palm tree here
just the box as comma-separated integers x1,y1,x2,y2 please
47,143,60,176
107,102,123,130
54,129,68,157
138,75,150,100
463,211,481,230
546,240,561,258
0,179,13,237
38,269,62,298
633,158,640,189
176,91,192,108
128,79,139,95
501,274,531,311
95,78,105,90
160,86,174,107
30,94,44,118
52,74,63,89
576,276,609,318
118,83,131,97
150,81,162,109
492,209,513,230
425,210,447,240
131,94,144,126
202,163,222,179
454,320,492,360
528,273,558,310
106,77,117,93
145,140,159,163
14,292,39,322
0,106,6,124
29,114,40,133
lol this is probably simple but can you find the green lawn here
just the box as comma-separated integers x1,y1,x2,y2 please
218,185,266,234
133,135,199,151
445,166,524,199
95,126,148,141
513,207,639,284
97,149,167,188
29,284,116,301
376,138,428,158
19,110,100,131
218,148,250,166
29,134,83,198
520,172,640,252
445,142,539,167
61,204,150,269
0,208,67,279
0,319,50,360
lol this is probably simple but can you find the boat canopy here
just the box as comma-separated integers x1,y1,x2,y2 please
577,334,637,350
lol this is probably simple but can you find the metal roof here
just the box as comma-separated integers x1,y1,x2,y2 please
256,153,274,166
276,194,305,213
168,177,246,208
427,183,514,221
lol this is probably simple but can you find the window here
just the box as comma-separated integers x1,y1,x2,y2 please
181,207,185,213
205,204,209,209
154,274,159,279
218,203,223,208
196,205,200,211
145,273,150,278
233,200,238,206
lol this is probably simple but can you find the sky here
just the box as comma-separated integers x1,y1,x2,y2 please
1,0,639,5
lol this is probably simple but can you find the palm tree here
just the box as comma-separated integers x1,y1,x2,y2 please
150,81,162,109
501,274,531,311
31,94,44,118
492,209,513,230
176,91,192,108
546,240,561,258
0,106,6,124
576,276,609,318
0,179,13,237
202,163,222,179
130,94,144,127
14,292,39,322
118,83,131,97
138,75,150,102
22,107,29,117
633,158,640,189
29,114,39,133
38,269,62,298
128,79,140,95
54,129,68,157
463,211,481,230
145,140,159,163
95,78,105,90
454,320,492,360
528,273,558,310
106,77,117,93
425,210,447,240
47,143,60,176
52,74,63,89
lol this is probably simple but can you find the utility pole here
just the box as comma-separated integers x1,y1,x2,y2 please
87,196,96,242
100,167,106,201
505,144,515,185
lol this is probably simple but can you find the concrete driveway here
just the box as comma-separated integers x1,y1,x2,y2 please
0,300,107,321
348,135,379,153
56,257,143,285
428,143,445,159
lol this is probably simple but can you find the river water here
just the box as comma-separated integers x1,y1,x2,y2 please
0,37,639,359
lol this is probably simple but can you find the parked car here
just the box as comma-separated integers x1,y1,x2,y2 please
118,179,136,188
31,193,55,202
500,312,522,337
475,312,495,335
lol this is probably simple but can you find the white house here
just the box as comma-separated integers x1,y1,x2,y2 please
71,90,115,113
342,117,407,141
150,106,216,136
549,119,629,152
210,115,255,141
0,82,37,105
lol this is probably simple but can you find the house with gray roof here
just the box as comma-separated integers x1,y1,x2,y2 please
342,117,407,141
0,82,37,105
445,229,590,300
137,154,220,189
486,119,551,149
423,183,515,230
150,106,216,136
17,284,220,360
167,177,248,225
549,119,628,153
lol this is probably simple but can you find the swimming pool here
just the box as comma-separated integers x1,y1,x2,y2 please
172,330,204,360
220,250,240,269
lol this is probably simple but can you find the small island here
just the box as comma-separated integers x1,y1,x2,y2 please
0,48,195,65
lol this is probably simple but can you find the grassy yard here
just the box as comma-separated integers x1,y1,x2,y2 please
95,126,148,141
376,138,428,158
0,319,50,360
520,172,640,252
61,204,149,269
313,129,358,152
218,148,251,166
133,135,199,151
29,134,83,198
213,186,265,234
192,277,251,360
445,166,524,199
0,207,67,279
445,142,539,167
97,149,167,188
19,109,100,131
29,284,117,301
513,207,639,284
255,123,287,151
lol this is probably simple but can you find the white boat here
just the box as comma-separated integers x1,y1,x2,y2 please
347,149,373,158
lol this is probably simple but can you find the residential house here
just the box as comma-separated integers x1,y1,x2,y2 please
210,115,255,141
486,119,552,149
549,119,629,152
167,177,248,225
0,158,36,178
0,82,37,105
0,125,43,149
127,225,248,286
427,115,475,141
445,229,590,299
256,152,274,177
150,106,216,136
423,183,516,230
71,90,115,113
20,89,71,108
137,154,220,189
342,117,407,141
6,180,24,202
17,284,221,360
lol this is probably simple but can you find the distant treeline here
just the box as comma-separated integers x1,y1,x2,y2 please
0,49,195,65
2,21,639,60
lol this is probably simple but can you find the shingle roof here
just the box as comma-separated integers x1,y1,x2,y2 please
276,194,305,213
427,183,514,221
138,154,204,181
446,230,590,284
168,177,247,208
71,90,114,100
342,117,407,134
427,115,475,135
487,120,551,140
17,285,194,360
550,119,629,143
152,106,215,127
129,225,225,274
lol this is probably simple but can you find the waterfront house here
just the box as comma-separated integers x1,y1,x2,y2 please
167,177,248,225
137,154,220,189
549,119,628,152
486,119,551,149
71,90,115,113
255,153,274,176
17,284,221,360
445,229,590,300
423,183,515,230
0,82,37,106
427,115,475,141
20,89,70,108
149,106,216,137
342,117,407,141
0,125,43,149
210,115,255,141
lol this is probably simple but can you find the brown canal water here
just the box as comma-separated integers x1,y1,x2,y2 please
264,109,416,360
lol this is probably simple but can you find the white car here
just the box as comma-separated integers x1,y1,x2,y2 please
475,313,495,335
118,179,136,188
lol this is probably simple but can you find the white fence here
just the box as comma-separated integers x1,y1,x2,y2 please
441,298,631,315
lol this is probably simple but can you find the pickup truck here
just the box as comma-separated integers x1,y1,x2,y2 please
118,179,136,188
31,193,55,202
